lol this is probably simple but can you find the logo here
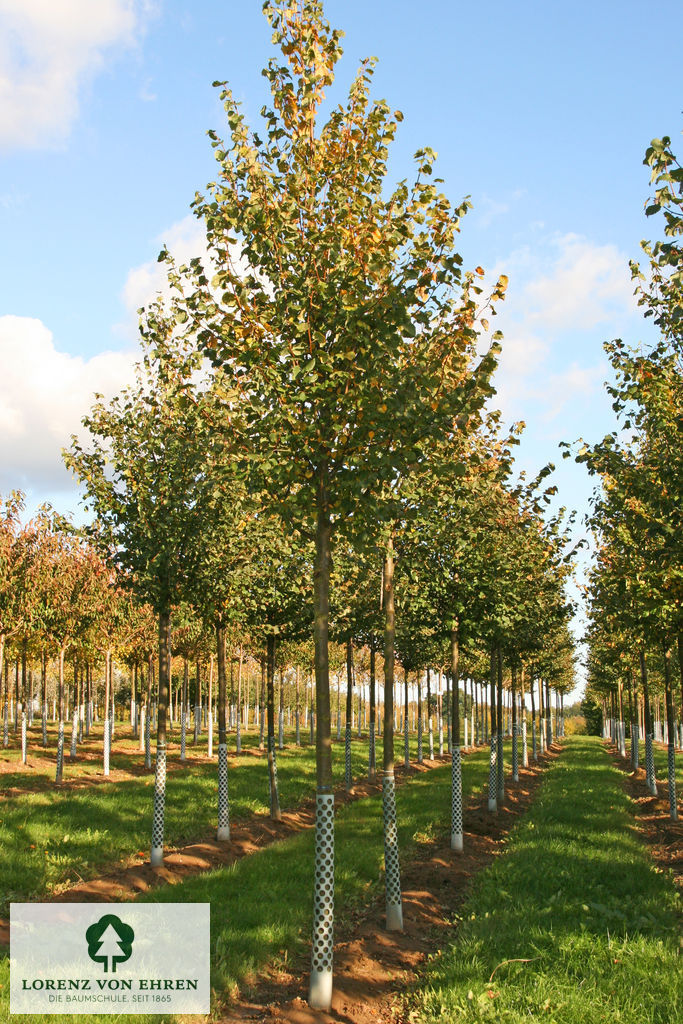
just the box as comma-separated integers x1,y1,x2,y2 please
85,914,135,973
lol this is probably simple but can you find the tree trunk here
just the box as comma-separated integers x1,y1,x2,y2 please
103,651,111,777
20,641,28,764
496,646,504,804
55,647,66,783
487,645,497,812
150,609,171,865
236,647,243,753
640,649,657,795
427,667,434,760
369,644,376,780
381,537,403,932
208,654,214,758
266,634,282,820
295,665,301,747
417,671,423,764
345,638,353,791
41,651,48,747
308,485,334,1011
145,657,153,769
663,647,679,820
403,668,410,768
180,658,188,762
259,659,265,750
450,622,463,852
216,623,231,840
511,665,519,782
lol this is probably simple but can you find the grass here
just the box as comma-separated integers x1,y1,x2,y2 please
0,722,467,912
0,743,496,1023
0,728,374,911
407,735,682,1024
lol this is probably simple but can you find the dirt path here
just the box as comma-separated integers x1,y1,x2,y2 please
214,748,561,1024
607,741,683,892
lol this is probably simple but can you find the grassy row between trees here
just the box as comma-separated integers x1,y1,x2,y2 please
1,744,498,1022
1,730,420,913
408,735,681,1024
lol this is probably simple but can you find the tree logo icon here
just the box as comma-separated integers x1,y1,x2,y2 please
85,914,135,973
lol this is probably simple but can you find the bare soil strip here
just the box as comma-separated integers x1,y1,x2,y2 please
606,742,683,893
214,748,560,1024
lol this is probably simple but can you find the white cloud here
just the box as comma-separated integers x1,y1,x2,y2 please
0,0,155,149
487,232,637,423
117,214,255,339
121,215,211,320
0,315,135,492
524,234,636,330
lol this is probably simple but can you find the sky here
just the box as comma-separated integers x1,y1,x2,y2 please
1,0,681,692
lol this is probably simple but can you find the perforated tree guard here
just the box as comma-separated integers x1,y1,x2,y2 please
150,743,167,866
487,734,497,812
382,773,403,930
345,724,352,790
645,732,656,795
309,791,334,1010
667,743,678,821
217,741,230,839
451,746,463,852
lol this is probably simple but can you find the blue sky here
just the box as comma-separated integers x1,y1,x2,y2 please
1,1,681,687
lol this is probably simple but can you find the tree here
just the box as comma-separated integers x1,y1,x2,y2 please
169,1,504,1007
65,303,222,862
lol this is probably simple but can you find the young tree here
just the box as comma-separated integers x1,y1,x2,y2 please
65,304,222,862
168,1,504,1006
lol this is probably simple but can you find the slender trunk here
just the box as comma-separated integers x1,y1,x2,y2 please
438,669,443,755
150,609,171,865
450,622,463,852
41,651,47,748
55,647,66,783
427,667,434,759
259,659,265,750
369,644,376,780
103,651,111,777
295,665,301,746
417,672,423,763
403,668,410,768
308,482,334,1011
497,646,504,804
278,664,284,750
345,638,353,791
641,649,656,795
180,658,188,762
520,666,528,768
216,623,230,840
663,647,679,820
266,634,282,820
145,657,153,769
208,654,214,758
382,537,403,931
194,659,201,745
530,674,537,760
20,641,27,764
512,665,519,782
236,647,242,753
488,644,497,812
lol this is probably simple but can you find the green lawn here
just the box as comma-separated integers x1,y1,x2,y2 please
408,735,681,1024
